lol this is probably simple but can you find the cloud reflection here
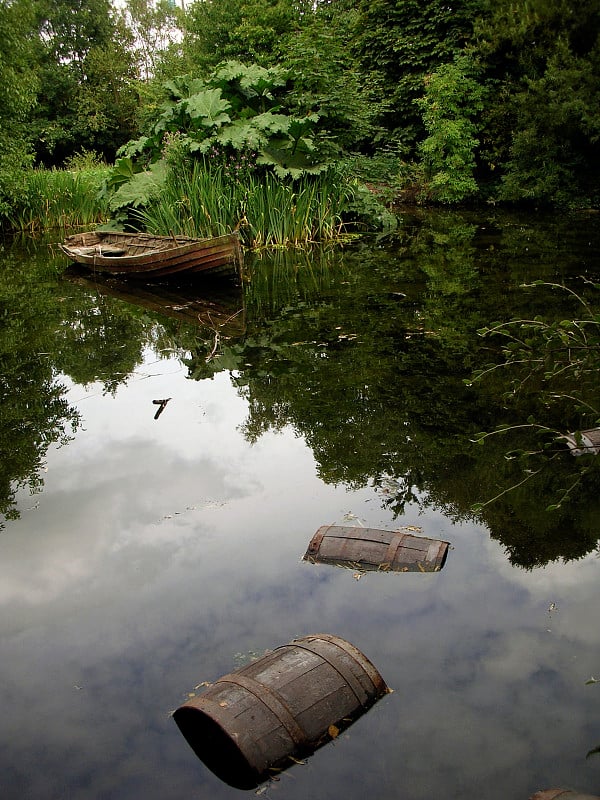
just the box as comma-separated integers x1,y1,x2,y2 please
1,363,599,800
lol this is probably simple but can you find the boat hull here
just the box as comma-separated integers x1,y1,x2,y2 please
59,231,243,279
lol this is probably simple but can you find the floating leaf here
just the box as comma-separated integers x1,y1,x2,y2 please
328,724,340,739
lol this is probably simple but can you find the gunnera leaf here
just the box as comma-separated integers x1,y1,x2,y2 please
109,161,167,211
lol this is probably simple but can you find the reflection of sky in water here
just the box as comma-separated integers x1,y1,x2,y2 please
1,353,599,800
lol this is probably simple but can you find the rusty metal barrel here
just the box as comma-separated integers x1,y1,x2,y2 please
173,633,389,789
304,525,449,572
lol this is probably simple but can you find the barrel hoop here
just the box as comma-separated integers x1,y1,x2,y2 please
384,531,409,566
289,636,370,705
216,673,308,748
306,525,331,556
297,634,387,697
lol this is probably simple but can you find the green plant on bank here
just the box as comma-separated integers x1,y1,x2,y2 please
415,56,486,203
0,165,110,232
136,156,358,247
469,280,600,511
114,61,329,179
104,60,391,244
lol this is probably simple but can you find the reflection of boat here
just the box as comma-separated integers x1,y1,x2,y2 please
65,269,246,335
59,230,243,279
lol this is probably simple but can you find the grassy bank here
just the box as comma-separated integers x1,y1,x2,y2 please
1,159,393,244
0,166,110,233
133,162,361,248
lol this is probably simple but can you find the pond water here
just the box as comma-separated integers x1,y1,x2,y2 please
1,209,600,800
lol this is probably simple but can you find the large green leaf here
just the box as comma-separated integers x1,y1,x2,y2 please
286,114,320,151
210,119,269,151
184,89,232,129
210,61,288,109
106,156,136,190
163,76,207,100
251,112,292,135
201,112,297,153
108,161,167,211
257,145,330,180
116,137,151,161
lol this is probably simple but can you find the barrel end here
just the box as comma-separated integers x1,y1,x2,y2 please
173,705,261,790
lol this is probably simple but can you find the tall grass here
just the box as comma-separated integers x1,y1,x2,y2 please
2,167,110,233
137,161,357,248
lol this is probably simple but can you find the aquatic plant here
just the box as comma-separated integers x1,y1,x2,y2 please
1,166,110,232
469,279,600,511
136,159,357,247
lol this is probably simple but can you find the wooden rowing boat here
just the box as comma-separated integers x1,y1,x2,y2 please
59,230,243,279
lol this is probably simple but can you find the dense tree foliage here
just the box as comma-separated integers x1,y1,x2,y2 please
32,0,139,165
0,0,598,207
351,0,485,151
182,0,311,72
0,0,39,169
474,0,600,205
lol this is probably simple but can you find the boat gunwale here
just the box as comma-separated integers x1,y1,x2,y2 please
59,231,243,278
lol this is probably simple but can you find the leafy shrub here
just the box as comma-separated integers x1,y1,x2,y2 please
415,56,486,203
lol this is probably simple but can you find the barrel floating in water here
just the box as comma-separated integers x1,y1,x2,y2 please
173,633,389,789
530,790,600,800
303,525,449,572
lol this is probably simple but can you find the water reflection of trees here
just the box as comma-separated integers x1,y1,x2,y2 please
0,243,169,526
0,240,247,527
228,212,600,569
0,246,81,528
3,213,600,567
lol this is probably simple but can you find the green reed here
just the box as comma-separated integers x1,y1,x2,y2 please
137,161,357,248
4,167,110,233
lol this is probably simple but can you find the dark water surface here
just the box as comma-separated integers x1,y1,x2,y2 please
1,210,600,800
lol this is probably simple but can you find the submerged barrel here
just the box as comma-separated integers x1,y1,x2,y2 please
304,525,449,572
173,633,388,789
